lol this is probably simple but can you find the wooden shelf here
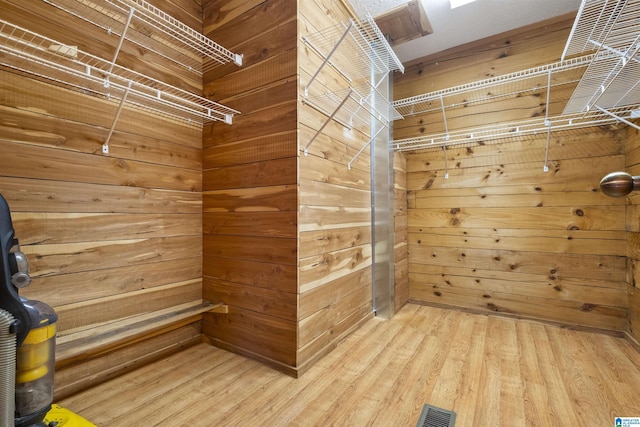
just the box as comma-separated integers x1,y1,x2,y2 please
56,300,224,368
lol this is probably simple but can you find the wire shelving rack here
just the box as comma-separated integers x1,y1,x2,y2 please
41,0,242,75
0,19,240,153
301,15,404,161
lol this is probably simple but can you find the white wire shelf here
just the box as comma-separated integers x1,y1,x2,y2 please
0,19,239,151
393,54,595,118
301,15,403,156
562,0,640,114
302,15,404,87
304,83,401,131
41,0,242,75
390,54,602,154
391,104,638,152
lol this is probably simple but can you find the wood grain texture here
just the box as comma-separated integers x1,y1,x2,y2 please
295,0,374,369
1,0,206,396
201,0,300,369
626,127,640,343
395,16,629,330
59,304,640,425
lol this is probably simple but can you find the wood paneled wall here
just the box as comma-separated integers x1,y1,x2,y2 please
626,127,640,344
202,0,375,376
394,15,629,331
201,0,299,372
297,0,374,372
0,0,205,398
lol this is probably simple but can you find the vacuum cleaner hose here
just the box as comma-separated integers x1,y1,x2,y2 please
0,308,16,427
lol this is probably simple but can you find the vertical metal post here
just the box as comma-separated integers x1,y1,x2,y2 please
371,65,395,319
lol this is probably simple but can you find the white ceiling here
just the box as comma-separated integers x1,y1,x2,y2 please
360,0,583,63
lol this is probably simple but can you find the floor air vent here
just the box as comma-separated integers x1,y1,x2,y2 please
416,404,456,427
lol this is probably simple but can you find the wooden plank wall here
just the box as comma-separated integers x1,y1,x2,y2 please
202,0,377,375
201,0,300,373
0,0,205,398
297,0,374,373
626,127,640,344
394,15,629,331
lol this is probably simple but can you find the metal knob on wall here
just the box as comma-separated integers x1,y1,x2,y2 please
600,171,640,197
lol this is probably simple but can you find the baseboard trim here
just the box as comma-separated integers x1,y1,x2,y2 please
203,336,300,377
407,299,626,338
624,331,640,353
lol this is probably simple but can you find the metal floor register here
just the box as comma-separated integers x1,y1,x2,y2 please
416,404,456,427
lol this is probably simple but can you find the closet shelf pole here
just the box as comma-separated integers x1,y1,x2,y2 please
303,21,354,97
103,80,133,154
348,127,384,170
304,89,353,156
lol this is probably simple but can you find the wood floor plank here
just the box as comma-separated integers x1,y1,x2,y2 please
547,327,613,426
59,304,640,426
363,304,457,426
528,323,582,425
473,316,502,426
498,318,526,426
516,322,556,426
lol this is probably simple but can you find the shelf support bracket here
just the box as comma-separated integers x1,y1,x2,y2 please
103,80,133,154
107,7,135,76
348,127,384,170
304,89,352,156
442,145,449,179
439,95,449,140
543,69,552,172
303,20,354,97
595,105,640,132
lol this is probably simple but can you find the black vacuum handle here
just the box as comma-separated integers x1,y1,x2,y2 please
0,194,31,346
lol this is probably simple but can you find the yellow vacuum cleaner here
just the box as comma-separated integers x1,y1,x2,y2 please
0,194,95,427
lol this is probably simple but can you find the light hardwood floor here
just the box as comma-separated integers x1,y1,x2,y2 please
59,304,640,426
